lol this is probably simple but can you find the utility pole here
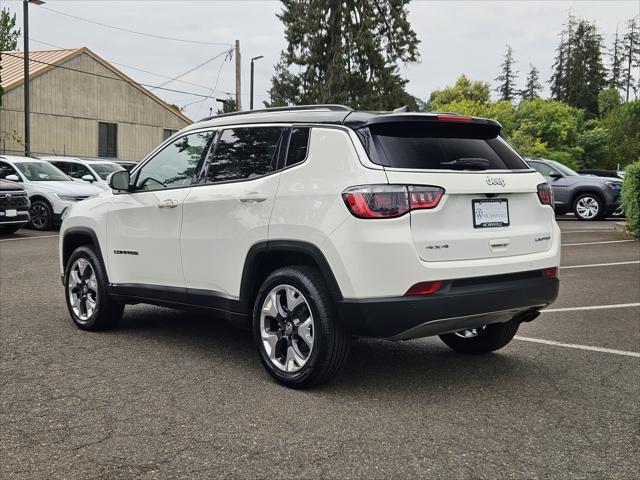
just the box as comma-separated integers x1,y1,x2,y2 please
22,0,45,157
250,55,264,110
235,40,241,111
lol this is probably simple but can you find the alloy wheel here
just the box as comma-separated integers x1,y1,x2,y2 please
68,258,99,322
575,196,599,219
260,284,314,373
30,203,48,229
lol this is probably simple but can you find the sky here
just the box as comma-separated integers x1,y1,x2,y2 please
2,0,639,121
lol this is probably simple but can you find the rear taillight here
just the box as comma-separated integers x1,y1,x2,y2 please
342,185,444,219
405,281,442,296
543,267,558,279
537,183,553,206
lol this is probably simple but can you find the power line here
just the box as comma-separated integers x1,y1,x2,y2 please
37,5,232,47
30,38,233,95
2,51,221,100
150,48,233,90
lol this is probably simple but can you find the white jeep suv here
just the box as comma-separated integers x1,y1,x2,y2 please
59,105,560,388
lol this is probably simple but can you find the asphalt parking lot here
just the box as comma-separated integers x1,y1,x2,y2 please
1,219,638,479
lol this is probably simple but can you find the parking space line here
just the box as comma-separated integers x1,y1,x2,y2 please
561,240,636,246
560,261,639,269
0,234,59,242
543,303,640,313
515,336,640,358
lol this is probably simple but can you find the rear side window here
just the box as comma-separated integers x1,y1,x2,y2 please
286,127,310,167
362,122,528,170
206,127,286,183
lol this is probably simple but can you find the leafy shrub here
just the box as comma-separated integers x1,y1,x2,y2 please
622,161,640,236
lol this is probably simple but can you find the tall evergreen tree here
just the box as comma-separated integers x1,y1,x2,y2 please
495,45,518,101
550,14,607,116
621,17,639,101
267,0,420,110
520,64,542,100
609,25,625,91
1,7,21,104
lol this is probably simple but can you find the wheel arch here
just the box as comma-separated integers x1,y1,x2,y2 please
62,227,107,277
239,240,343,316
571,188,604,206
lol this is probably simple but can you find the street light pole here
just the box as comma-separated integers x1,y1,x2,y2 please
250,55,263,110
22,0,45,157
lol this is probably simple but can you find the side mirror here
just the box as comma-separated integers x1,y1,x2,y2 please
109,170,131,192
81,174,95,183
5,174,20,182
549,172,563,180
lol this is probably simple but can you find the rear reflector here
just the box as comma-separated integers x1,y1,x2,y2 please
342,185,444,219
543,267,558,279
537,182,553,206
405,281,442,296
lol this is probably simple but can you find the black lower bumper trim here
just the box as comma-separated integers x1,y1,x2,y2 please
336,270,559,338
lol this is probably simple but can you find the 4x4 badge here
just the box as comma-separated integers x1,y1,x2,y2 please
486,176,506,187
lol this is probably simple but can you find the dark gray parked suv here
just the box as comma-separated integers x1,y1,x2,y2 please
526,158,622,220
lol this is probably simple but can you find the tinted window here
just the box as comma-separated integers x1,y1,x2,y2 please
206,127,285,183
49,161,69,174
286,128,310,167
135,131,213,191
90,162,124,180
67,163,93,180
99,122,118,158
364,122,528,170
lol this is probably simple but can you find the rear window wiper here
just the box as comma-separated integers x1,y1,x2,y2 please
441,157,491,170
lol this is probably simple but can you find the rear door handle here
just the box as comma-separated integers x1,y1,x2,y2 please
239,192,267,203
157,199,179,209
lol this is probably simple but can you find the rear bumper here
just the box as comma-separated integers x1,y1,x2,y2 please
336,270,559,339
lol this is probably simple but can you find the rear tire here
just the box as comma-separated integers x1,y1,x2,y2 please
439,320,519,354
29,199,53,230
64,245,124,331
252,266,350,389
573,193,604,221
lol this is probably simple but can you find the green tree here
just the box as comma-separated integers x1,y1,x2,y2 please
429,75,491,110
621,17,639,101
550,14,607,117
267,0,420,110
0,7,21,105
520,64,542,100
609,25,625,91
216,97,236,114
598,88,622,117
602,100,640,168
495,45,518,101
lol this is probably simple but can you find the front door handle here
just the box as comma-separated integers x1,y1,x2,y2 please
239,192,267,203
157,199,179,209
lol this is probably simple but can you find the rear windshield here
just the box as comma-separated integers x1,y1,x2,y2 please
360,122,528,170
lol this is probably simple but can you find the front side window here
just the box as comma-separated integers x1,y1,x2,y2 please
206,127,286,183
68,163,93,180
529,161,558,177
135,130,213,191
14,162,71,182
99,122,118,158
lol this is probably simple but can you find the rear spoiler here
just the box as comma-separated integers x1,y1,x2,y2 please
344,112,502,131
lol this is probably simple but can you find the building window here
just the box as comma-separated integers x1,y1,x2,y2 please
98,122,117,158
164,129,178,141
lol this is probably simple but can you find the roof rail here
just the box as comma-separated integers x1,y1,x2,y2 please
198,104,353,122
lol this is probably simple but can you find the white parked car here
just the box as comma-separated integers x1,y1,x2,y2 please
40,157,125,190
59,105,560,388
0,156,103,230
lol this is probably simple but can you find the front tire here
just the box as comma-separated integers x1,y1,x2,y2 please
64,245,124,331
29,199,53,230
252,266,350,388
573,193,604,221
439,320,519,354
